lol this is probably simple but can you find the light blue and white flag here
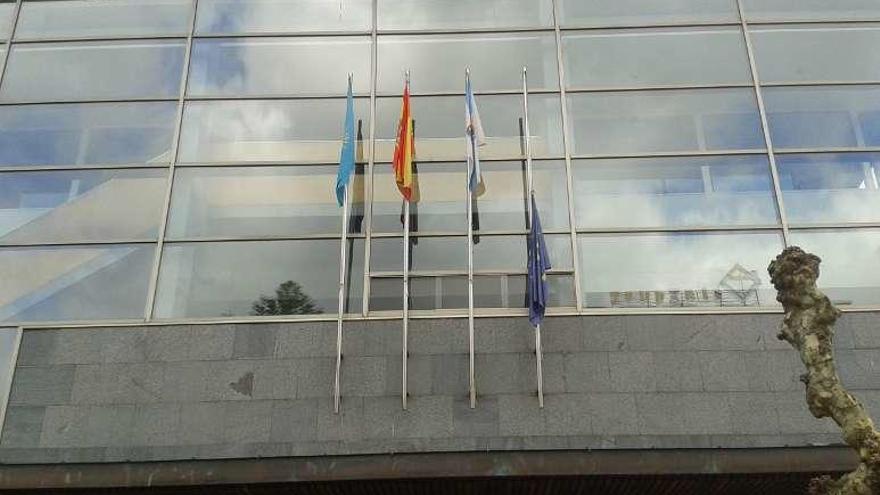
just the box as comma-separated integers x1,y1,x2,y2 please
465,76,486,196
336,78,356,206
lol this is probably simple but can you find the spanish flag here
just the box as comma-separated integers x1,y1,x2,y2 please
393,81,415,201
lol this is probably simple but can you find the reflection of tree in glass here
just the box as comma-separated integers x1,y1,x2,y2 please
251,280,323,316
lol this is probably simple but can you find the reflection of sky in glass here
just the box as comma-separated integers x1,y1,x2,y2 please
579,231,783,307
742,0,880,22
2,41,186,102
0,102,178,167
196,0,371,34
155,240,364,318
567,89,765,155
188,37,371,97
574,156,779,229
377,33,558,93
0,245,153,323
563,28,750,88
179,99,370,164
764,86,880,149
378,0,553,30
558,0,738,27
752,26,880,84
791,229,880,306
0,169,167,244
779,153,880,224
0,2,14,38
15,0,192,39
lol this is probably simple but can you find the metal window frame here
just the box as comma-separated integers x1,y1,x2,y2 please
5,0,880,327
0,326,23,446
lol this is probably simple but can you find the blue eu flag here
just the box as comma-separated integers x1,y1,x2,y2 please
336,79,356,207
527,192,551,327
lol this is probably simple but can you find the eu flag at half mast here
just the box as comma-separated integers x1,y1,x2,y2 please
465,75,486,195
527,192,551,327
335,78,356,207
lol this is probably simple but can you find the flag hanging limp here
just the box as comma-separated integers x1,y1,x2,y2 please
465,76,486,196
393,81,415,201
527,192,551,327
335,78,356,207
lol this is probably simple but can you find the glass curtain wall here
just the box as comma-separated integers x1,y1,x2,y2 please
0,0,878,324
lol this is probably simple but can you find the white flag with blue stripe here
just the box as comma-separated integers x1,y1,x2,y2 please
465,77,486,196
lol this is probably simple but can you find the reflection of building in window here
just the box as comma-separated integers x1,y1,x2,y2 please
608,263,762,308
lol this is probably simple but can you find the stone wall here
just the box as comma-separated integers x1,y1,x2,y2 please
2,313,879,464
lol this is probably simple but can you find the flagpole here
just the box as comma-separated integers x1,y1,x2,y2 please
523,66,544,408
333,73,354,415
401,69,411,411
465,67,477,409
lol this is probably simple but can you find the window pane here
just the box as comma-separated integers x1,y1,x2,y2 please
764,86,880,150
778,153,880,224
179,99,370,164
563,28,750,88
479,160,569,232
188,37,371,97
578,231,783,308
376,94,563,161
371,162,466,235
370,236,466,273
573,156,779,229
369,274,574,311
474,234,573,272
0,244,153,323
0,102,178,167
0,2,14,39
154,240,364,318
167,165,366,239
752,26,880,84
16,0,193,39
195,0,371,34
558,0,738,28
742,0,880,22
790,229,880,306
378,0,553,30
567,89,764,155
377,33,558,94
2,40,186,102
0,169,167,244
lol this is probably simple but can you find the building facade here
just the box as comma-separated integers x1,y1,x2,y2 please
1,0,880,492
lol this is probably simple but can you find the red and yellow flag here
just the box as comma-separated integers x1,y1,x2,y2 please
393,82,415,201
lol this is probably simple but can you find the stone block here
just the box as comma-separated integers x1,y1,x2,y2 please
39,405,90,448
475,353,535,395
343,322,401,356
251,359,297,401
16,330,54,366
0,406,45,448
775,391,839,435
222,401,272,444
578,316,627,351
9,366,75,406
317,396,366,441
48,329,104,365
233,325,277,359
130,404,181,447
161,361,210,402
143,326,191,362
727,392,781,435
430,354,469,396
586,393,639,435
563,352,612,392
653,352,703,392
179,402,225,445
102,328,149,364
543,395,593,436
341,356,387,397
188,325,235,361
295,358,335,398
541,353,565,394
408,319,468,354
452,396,498,437
71,363,164,404
742,351,801,392
84,405,136,447
476,319,534,353
849,313,880,349
270,399,319,442
609,352,655,392
203,360,261,401
276,323,336,358
699,352,750,391
393,396,453,438
838,349,880,390
497,394,546,436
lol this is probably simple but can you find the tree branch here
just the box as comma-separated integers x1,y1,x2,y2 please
768,247,880,495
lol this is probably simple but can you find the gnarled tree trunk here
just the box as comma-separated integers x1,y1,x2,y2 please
768,247,880,495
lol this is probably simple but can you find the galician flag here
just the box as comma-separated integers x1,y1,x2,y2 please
465,76,486,195
335,78,356,206
527,192,551,327
393,81,415,201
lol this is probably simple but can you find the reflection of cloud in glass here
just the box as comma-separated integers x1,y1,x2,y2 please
16,0,192,39
791,229,880,305
579,231,783,307
779,153,880,224
558,0,738,27
196,0,371,34
378,0,553,30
